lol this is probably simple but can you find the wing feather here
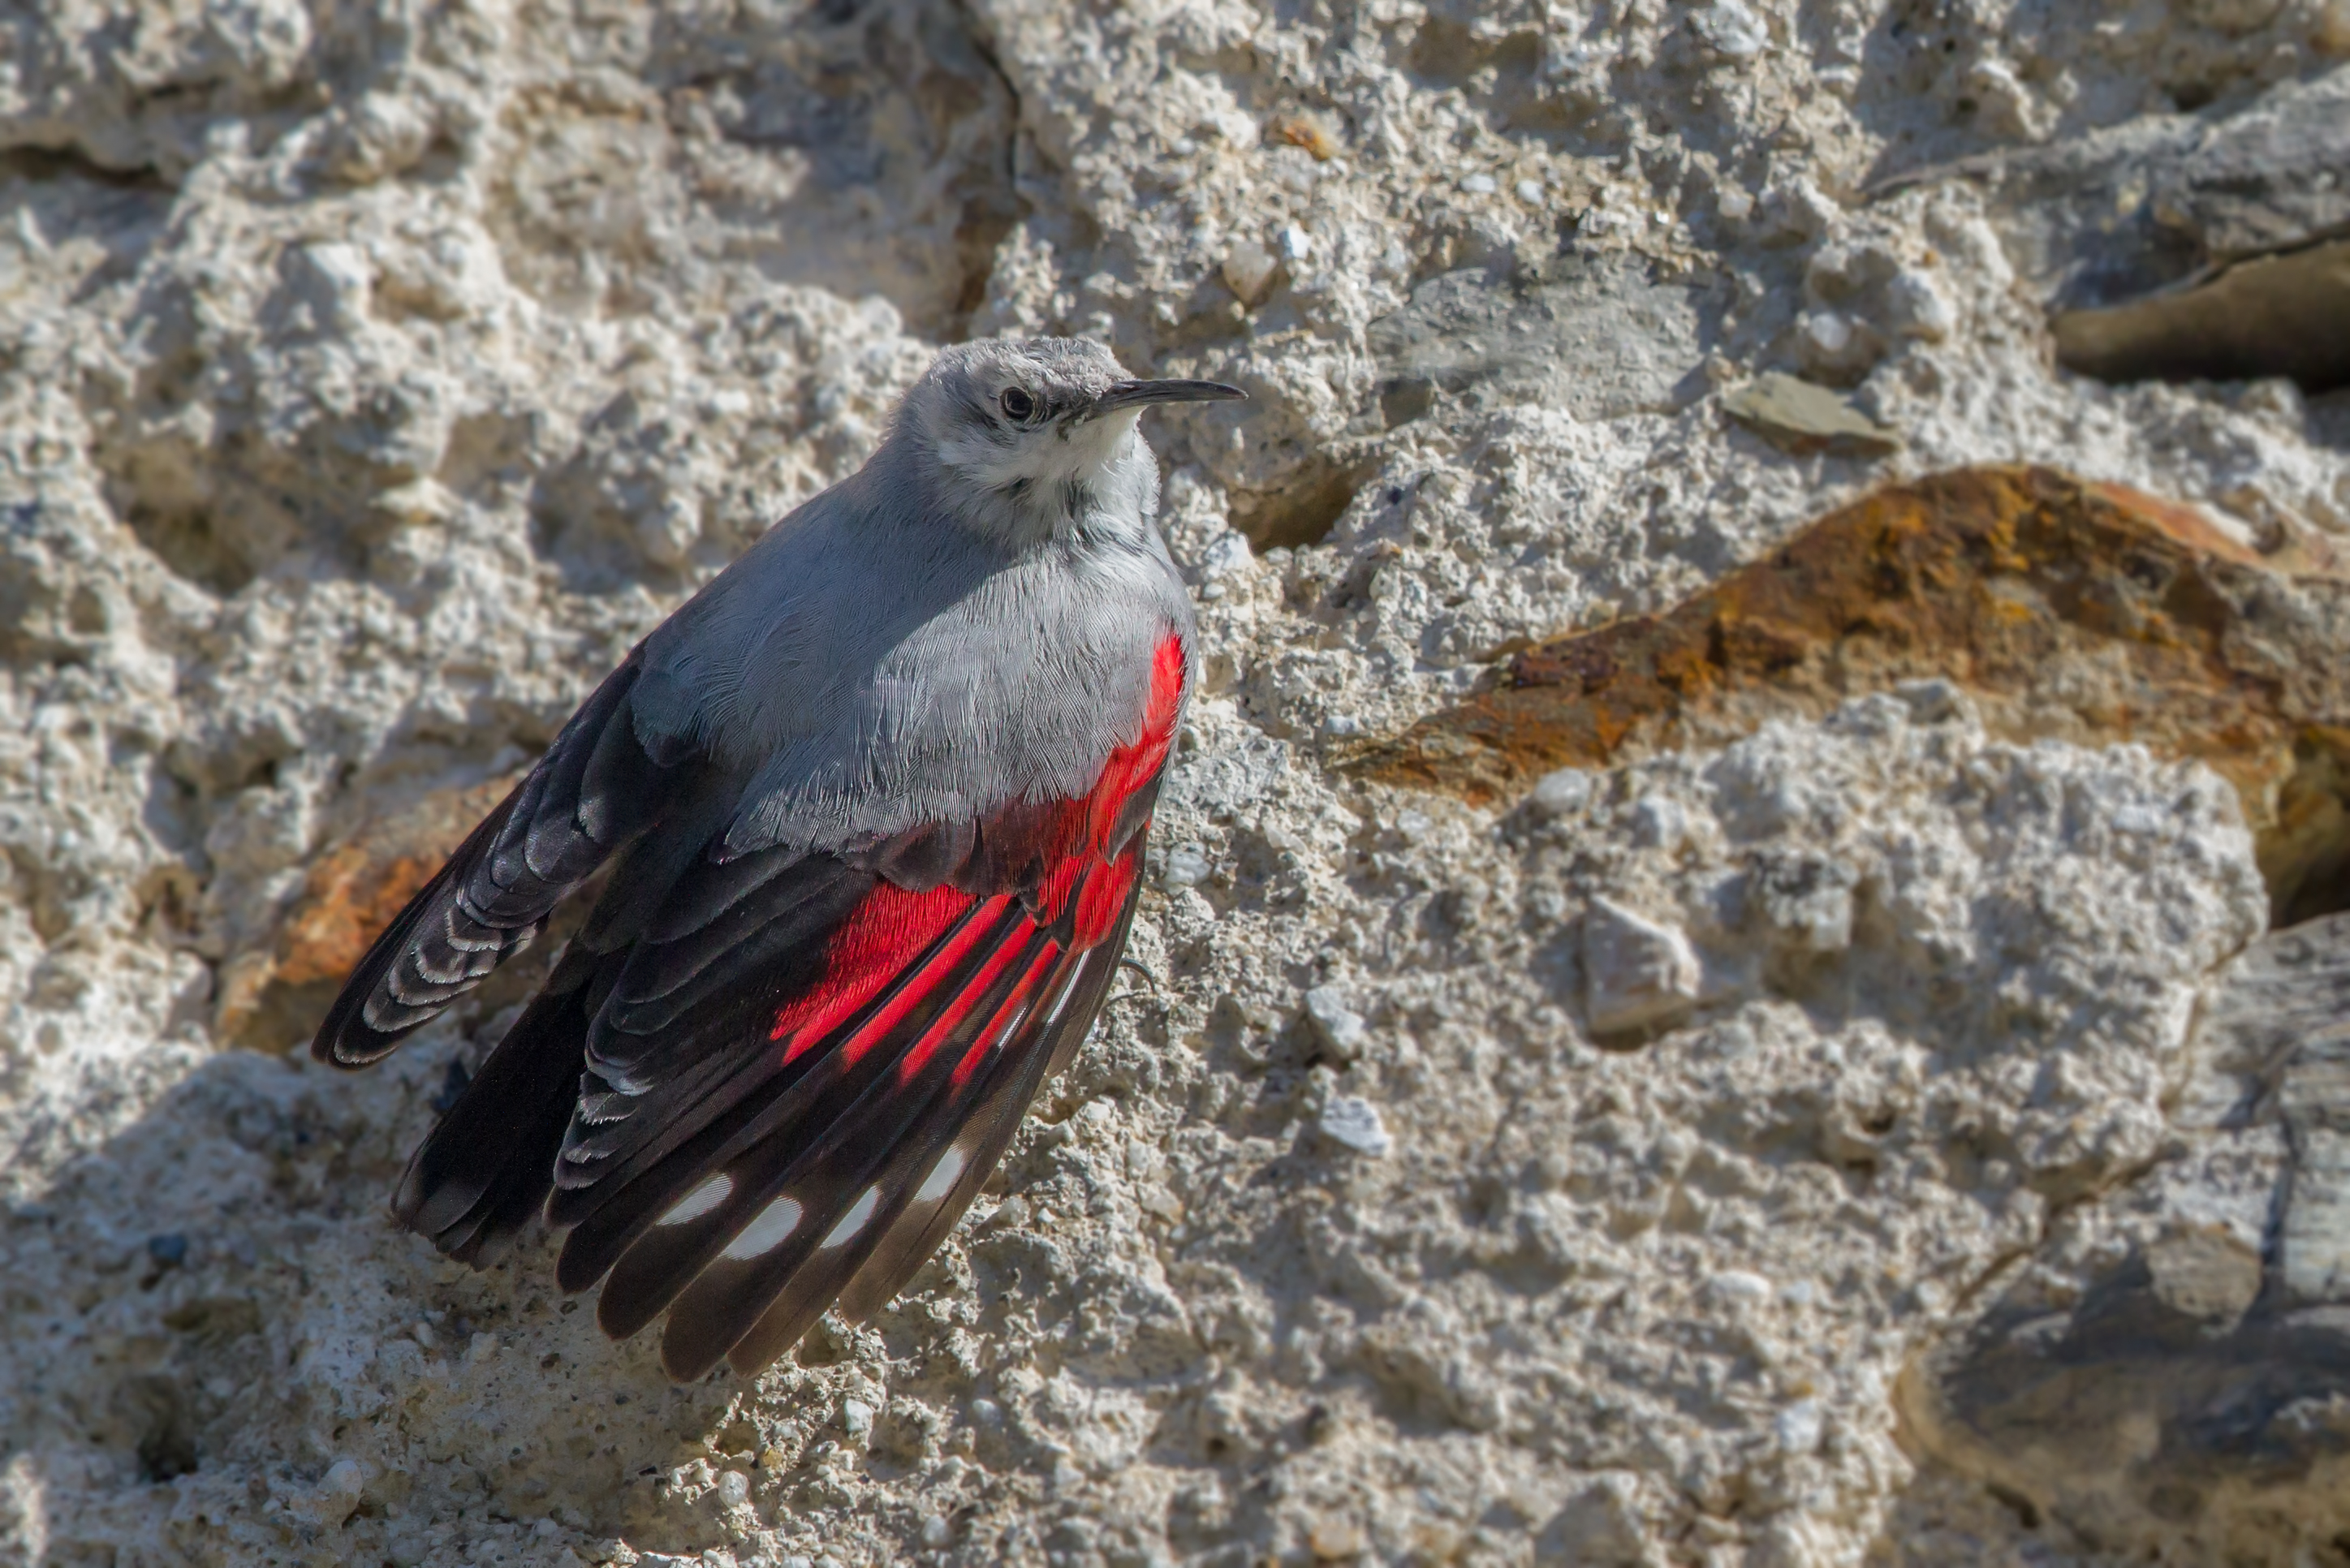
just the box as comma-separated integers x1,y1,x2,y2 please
581,894,1033,1340
831,885,1138,1326
650,927,1064,1380
312,652,675,1067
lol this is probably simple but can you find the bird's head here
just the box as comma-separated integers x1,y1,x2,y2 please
895,338,1244,545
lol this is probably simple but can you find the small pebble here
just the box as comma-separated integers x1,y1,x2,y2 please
1887,269,1955,340
1529,767,1593,818
1629,795,1688,850
921,1514,952,1546
841,1398,873,1437
1303,987,1368,1058
1460,172,1497,195
1277,222,1313,263
146,1233,189,1269
1515,179,1544,204
716,1470,750,1508
1583,897,1701,1034
1320,1096,1394,1157
1309,1517,1369,1558
1221,239,1278,304
1800,308,1854,356
1709,1270,1774,1304
321,1458,364,1499
1775,1398,1825,1454
1693,0,1769,58
1198,528,1253,582
1163,845,1211,887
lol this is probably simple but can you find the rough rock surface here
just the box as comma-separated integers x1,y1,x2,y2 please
3,2,2350,1566
1900,907,2350,1562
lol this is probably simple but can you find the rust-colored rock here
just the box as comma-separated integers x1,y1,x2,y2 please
1353,465,2350,920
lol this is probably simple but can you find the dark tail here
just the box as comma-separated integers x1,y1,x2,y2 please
392,953,597,1265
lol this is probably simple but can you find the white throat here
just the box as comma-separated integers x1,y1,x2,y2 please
931,408,1157,547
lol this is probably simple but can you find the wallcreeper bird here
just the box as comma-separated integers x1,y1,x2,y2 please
313,338,1244,1381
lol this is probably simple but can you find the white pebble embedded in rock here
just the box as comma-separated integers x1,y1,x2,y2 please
1584,897,1702,1034
1304,986,1369,1059
1163,845,1211,887
1530,767,1595,818
1222,239,1278,304
1320,1096,1394,1157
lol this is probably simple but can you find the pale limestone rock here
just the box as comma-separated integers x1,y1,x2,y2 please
1581,897,1703,1034
0,2,2342,1566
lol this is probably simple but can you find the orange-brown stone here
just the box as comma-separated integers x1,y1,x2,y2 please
1351,465,2350,920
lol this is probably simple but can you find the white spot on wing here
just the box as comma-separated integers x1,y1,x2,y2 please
915,1146,967,1204
657,1174,732,1226
821,1187,881,1249
721,1195,803,1259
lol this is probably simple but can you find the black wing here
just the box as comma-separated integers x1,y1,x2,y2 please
310,650,675,1067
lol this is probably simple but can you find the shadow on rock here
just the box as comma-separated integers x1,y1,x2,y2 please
0,1024,746,1566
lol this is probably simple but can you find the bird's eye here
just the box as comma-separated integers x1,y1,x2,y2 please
998,387,1038,422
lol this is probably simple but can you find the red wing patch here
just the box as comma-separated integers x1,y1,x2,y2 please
520,628,1188,1379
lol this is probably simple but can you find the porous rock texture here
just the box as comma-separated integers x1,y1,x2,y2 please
3,3,2350,1566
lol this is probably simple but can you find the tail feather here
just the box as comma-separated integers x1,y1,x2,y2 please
392,955,595,1264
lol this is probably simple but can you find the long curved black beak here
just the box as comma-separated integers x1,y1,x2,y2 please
1085,379,1248,419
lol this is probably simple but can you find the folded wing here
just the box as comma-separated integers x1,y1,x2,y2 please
311,651,679,1068
386,631,1186,1376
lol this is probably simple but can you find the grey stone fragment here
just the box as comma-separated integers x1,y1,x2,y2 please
1536,1473,1649,1564
2193,908,2350,1082
2204,914,2350,1307
2144,1229,2262,1327
2271,928,2350,1303
1302,985,1367,1060
1908,912,2350,1553
1318,1096,1392,1157
1529,766,1594,818
2286,1122,2350,1303
2140,67,2350,262
1582,896,1701,1034
1366,253,1716,425
1898,67,2350,388
1722,373,1902,455
1747,849,1860,953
